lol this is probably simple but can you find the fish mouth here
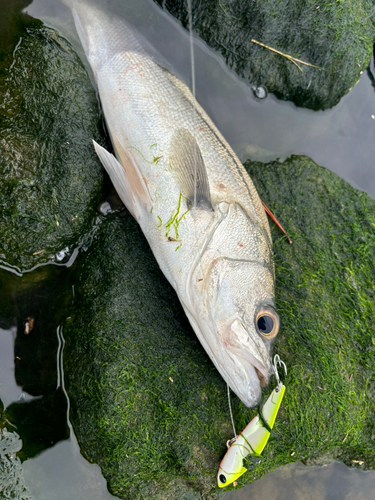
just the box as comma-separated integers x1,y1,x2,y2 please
223,320,272,406
229,350,270,406
247,352,269,388
254,365,268,388
181,308,272,408
227,320,271,377
228,360,265,408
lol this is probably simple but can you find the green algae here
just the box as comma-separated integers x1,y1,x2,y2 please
155,0,375,110
164,193,188,241
63,212,228,500
0,21,104,270
62,156,375,498
242,156,375,484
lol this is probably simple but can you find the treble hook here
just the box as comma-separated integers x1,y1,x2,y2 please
273,354,287,392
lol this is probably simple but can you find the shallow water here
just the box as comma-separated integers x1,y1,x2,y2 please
1,0,375,498
0,324,115,500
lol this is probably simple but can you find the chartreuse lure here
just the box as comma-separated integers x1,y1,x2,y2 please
217,356,286,488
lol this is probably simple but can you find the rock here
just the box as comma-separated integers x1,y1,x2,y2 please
0,21,104,270
245,156,375,476
64,212,228,500
64,156,375,498
0,427,31,500
154,0,375,110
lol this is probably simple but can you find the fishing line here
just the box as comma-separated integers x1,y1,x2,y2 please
186,0,198,210
186,0,200,268
227,384,237,438
187,0,196,98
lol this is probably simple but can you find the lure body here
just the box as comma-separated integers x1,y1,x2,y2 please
217,383,285,487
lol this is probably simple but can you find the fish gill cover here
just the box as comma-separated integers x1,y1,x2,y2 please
0,20,104,270
155,0,375,110
63,156,375,499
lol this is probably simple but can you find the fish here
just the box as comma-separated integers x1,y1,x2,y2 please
70,1,280,408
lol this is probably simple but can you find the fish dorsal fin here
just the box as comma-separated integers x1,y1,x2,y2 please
170,129,212,210
93,139,151,221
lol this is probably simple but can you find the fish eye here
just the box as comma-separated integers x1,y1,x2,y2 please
255,306,280,339
219,474,226,484
258,315,273,334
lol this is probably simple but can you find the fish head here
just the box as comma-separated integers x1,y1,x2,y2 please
197,257,279,408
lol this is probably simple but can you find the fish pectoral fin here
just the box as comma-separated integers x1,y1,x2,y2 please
112,134,153,208
93,140,150,221
170,128,212,210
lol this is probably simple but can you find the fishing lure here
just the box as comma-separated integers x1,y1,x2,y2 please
217,355,287,488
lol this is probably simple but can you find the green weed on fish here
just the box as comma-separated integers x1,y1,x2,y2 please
126,145,163,165
164,193,188,240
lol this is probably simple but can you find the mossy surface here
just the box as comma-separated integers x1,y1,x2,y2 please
245,156,375,475
64,212,228,500
0,22,104,270
64,156,375,499
155,0,375,110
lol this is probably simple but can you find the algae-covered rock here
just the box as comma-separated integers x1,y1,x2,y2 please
64,156,375,499
246,156,375,473
0,22,104,270
155,0,375,110
0,428,31,499
64,213,229,500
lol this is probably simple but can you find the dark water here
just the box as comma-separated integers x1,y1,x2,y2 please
1,0,375,498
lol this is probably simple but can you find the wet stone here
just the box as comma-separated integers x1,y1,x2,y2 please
0,428,31,500
0,23,104,270
155,0,375,110
64,156,375,498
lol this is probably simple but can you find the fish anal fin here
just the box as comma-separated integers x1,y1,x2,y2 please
170,128,212,211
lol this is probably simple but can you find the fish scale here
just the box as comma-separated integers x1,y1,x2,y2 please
71,0,279,408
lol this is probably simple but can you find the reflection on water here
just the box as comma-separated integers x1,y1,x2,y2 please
0,307,116,499
22,438,116,500
0,327,29,409
225,461,375,500
21,326,115,500
1,0,375,498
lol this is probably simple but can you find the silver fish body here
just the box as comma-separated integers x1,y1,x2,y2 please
72,2,279,408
